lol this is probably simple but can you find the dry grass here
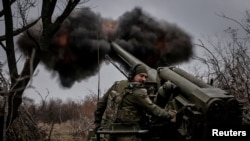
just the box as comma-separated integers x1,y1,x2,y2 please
39,121,86,141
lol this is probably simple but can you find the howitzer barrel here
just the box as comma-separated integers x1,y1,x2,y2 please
158,67,212,105
111,42,157,82
171,67,212,88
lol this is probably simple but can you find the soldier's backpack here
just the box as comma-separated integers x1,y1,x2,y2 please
104,80,129,124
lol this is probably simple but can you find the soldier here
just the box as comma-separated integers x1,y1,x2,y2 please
94,64,176,141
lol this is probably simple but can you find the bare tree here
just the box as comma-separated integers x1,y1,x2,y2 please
0,0,86,140
0,61,10,140
194,10,250,124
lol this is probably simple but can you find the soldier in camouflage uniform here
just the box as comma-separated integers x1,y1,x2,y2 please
94,64,176,141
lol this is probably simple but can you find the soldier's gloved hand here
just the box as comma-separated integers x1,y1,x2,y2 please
168,110,177,122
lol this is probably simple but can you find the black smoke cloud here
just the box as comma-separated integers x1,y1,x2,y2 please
17,7,193,88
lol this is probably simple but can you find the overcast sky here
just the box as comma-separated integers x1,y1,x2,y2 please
1,0,250,104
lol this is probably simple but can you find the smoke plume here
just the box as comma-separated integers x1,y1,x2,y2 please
17,7,193,87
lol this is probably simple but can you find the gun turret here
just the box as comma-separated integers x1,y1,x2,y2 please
109,42,243,141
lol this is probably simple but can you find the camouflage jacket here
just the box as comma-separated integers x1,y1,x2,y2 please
94,80,128,125
94,80,172,126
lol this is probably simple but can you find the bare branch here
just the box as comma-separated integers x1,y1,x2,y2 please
0,0,16,17
0,17,40,42
0,41,6,51
3,0,19,84
216,12,250,33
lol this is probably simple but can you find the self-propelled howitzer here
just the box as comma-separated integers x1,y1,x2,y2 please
89,42,243,141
